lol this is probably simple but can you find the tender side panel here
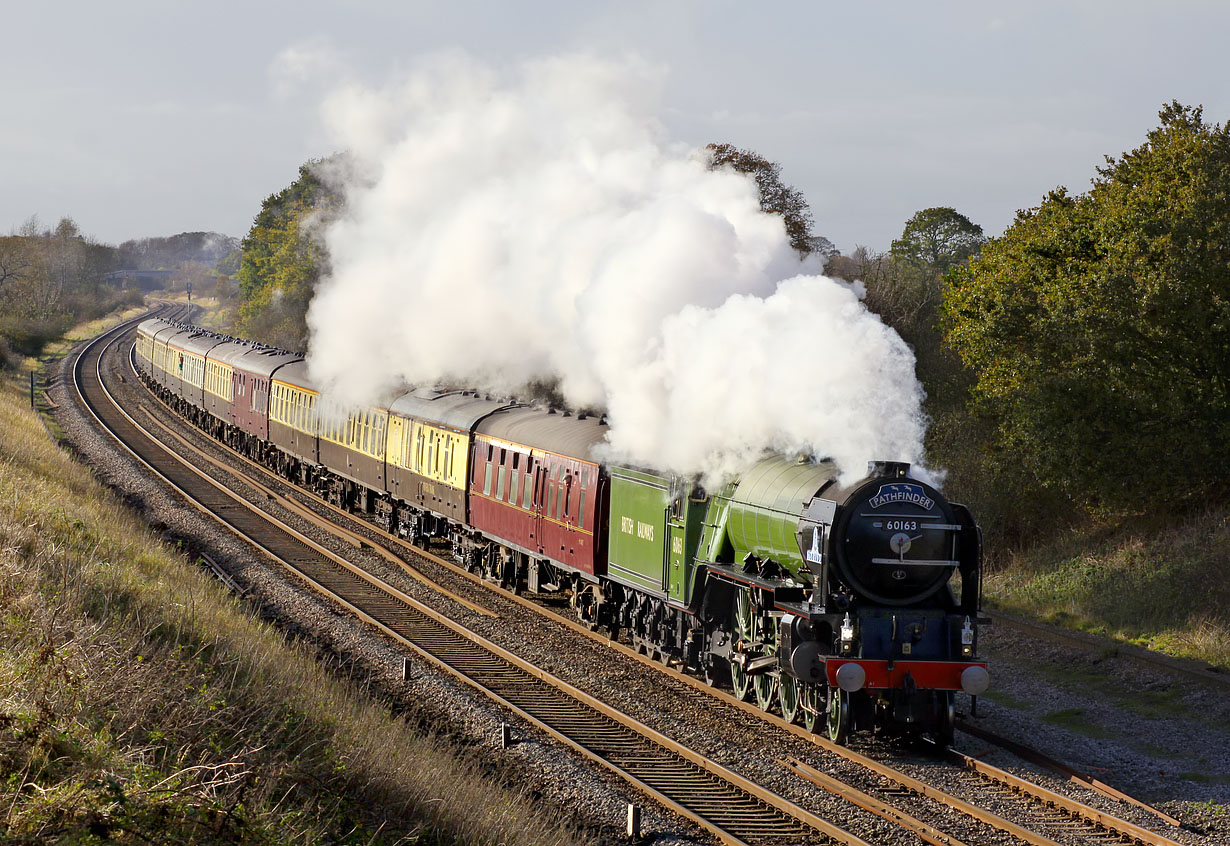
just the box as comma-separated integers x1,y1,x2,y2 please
608,468,670,596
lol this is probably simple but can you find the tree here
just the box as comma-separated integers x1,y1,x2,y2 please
0,237,30,292
236,159,340,350
890,207,986,279
705,143,828,255
0,217,130,355
823,245,890,287
942,102,1230,509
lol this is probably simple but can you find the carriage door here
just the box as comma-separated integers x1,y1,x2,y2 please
529,455,546,554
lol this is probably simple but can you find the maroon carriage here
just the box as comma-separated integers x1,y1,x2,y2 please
468,406,609,583
216,343,303,444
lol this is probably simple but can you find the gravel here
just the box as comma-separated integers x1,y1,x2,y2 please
51,334,1230,845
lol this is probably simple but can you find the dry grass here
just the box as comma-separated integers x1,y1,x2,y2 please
0,373,586,843
984,508,1230,670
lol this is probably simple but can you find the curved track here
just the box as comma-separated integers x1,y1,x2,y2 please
74,315,868,846
70,313,1191,846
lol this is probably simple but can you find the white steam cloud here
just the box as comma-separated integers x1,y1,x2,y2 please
305,53,930,484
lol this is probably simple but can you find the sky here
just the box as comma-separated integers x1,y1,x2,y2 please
4,1,1228,255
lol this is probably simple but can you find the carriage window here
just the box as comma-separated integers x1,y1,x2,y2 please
509,468,519,506
483,462,492,496
578,490,586,528
522,471,534,509
497,466,506,501
547,477,556,517
558,475,569,520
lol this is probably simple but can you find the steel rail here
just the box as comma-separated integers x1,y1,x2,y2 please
76,325,870,846
954,718,1183,829
779,758,969,846
131,401,495,619
944,749,1183,845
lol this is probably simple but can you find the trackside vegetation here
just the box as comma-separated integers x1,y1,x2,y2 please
0,371,584,844
943,102,1229,511
984,509,1230,668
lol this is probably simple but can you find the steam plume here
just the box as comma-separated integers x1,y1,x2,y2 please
305,53,929,483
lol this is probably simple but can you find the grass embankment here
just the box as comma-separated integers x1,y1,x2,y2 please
984,509,1230,670
0,374,581,841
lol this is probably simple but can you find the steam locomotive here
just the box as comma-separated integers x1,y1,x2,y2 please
134,316,988,743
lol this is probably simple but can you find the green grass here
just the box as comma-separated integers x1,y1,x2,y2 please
984,510,1230,670
979,688,1033,711
1016,657,1197,722
0,359,586,843
1175,772,1230,785
1039,707,1114,738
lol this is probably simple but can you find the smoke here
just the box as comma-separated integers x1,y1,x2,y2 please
304,52,930,484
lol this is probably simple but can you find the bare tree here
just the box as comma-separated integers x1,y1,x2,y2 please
0,237,30,291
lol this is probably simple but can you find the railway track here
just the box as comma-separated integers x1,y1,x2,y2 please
69,313,1193,846
168,415,1186,846
73,315,875,846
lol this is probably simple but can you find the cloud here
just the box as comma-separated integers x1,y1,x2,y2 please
270,39,348,99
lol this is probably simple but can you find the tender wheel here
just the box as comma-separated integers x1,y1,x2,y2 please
827,687,851,745
730,589,754,702
779,674,801,724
